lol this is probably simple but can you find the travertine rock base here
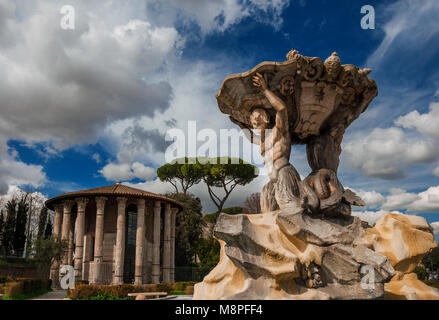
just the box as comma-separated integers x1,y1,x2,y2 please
385,273,439,300
194,210,438,300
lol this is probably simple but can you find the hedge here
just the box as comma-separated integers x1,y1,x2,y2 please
67,282,197,300
1,278,52,299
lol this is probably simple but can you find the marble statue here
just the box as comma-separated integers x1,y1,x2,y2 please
222,49,373,217
193,49,439,300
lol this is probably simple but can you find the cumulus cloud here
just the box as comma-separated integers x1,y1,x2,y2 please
382,188,421,210
395,102,439,140
406,186,439,213
0,138,46,195
431,222,439,235
353,189,385,209
0,0,187,191
344,127,438,180
0,2,180,147
100,162,156,182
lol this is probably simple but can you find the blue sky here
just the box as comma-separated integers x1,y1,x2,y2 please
1,0,439,237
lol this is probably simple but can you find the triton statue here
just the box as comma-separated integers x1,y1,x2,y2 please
193,49,439,301
218,49,378,217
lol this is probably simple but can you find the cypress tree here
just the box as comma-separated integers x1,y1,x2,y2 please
0,211,4,256
37,206,48,240
3,199,17,256
13,198,28,257
44,217,52,239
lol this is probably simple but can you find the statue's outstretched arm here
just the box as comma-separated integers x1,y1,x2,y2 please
252,73,288,133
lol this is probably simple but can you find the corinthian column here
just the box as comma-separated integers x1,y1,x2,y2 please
113,197,127,284
134,199,146,285
61,200,74,264
163,203,172,283
92,197,107,284
170,207,178,283
53,204,64,237
74,198,88,282
68,218,75,266
152,201,161,284
50,204,64,286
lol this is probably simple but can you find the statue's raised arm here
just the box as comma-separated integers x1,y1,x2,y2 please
252,72,288,135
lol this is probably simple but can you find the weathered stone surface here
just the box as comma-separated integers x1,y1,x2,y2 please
276,211,362,246
385,273,439,300
362,214,437,273
194,210,401,300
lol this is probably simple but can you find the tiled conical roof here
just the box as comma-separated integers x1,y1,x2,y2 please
45,183,182,210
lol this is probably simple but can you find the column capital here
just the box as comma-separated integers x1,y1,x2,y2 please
137,198,146,207
95,197,108,209
76,197,89,209
154,200,161,208
116,197,128,205
171,207,179,215
63,200,75,211
54,204,64,212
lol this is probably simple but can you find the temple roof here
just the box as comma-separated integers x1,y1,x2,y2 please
45,183,183,210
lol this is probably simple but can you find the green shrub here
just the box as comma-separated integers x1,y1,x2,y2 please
414,266,428,280
174,281,196,291
89,292,134,300
185,286,194,295
170,290,185,295
221,207,243,215
3,278,52,299
67,282,196,300
5,281,24,297
68,284,159,300
0,276,13,284
156,283,174,293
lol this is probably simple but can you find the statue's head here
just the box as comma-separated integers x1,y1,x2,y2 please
250,108,270,130
324,52,341,81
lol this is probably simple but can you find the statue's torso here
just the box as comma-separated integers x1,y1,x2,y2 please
261,127,291,181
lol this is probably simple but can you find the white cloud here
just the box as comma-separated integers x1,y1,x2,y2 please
382,188,421,210
406,186,439,213
355,189,385,209
92,153,101,164
145,0,290,35
367,0,439,67
0,0,182,191
0,138,46,195
343,127,438,179
395,102,439,140
100,162,156,182
431,222,439,235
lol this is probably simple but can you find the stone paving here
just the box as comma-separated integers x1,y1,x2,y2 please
30,289,67,300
